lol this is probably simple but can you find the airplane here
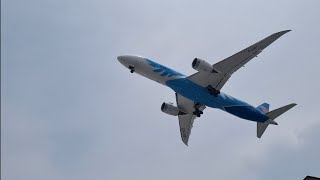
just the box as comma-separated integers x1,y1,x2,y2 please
117,30,297,145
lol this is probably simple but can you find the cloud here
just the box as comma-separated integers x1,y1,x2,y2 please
247,123,320,180
2,0,320,180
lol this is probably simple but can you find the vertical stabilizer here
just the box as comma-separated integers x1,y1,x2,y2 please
257,103,270,113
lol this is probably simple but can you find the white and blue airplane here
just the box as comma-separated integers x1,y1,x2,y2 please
118,30,296,145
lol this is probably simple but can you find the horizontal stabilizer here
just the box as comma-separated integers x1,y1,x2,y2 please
266,103,297,120
257,103,297,138
257,123,269,138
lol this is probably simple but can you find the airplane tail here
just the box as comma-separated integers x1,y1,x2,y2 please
257,103,270,113
257,103,297,138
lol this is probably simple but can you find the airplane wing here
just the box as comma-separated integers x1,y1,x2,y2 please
187,30,291,90
176,93,205,145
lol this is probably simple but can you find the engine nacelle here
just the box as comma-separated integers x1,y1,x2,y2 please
192,58,218,73
161,102,182,116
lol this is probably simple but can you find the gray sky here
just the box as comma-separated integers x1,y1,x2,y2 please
2,0,320,179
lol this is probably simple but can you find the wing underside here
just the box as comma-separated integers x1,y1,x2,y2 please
188,30,291,90
176,93,205,145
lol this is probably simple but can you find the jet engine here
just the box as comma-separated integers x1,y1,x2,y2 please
161,102,183,116
192,58,218,73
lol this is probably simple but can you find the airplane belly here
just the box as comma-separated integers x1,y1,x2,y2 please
166,78,269,122
166,78,222,108
134,58,187,86
224,106,268,122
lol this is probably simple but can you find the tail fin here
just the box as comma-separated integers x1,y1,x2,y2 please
257,103,270,113
257,103,297,138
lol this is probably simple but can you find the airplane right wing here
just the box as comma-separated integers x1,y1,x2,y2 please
178,113,196,146
188,30,291,91
176,93,205,145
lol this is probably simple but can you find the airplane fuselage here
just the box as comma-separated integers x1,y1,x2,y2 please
118,55,269,123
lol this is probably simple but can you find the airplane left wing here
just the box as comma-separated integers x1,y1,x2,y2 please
188,30,291,90
176,93,205,145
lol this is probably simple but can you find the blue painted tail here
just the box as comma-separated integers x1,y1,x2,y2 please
257,103,270,114
257,103,297,138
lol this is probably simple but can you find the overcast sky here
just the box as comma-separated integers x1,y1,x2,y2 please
2,0,320,179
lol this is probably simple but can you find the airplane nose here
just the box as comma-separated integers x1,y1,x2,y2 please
117,55,142,68
117,55,126,64
117,55,131,67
